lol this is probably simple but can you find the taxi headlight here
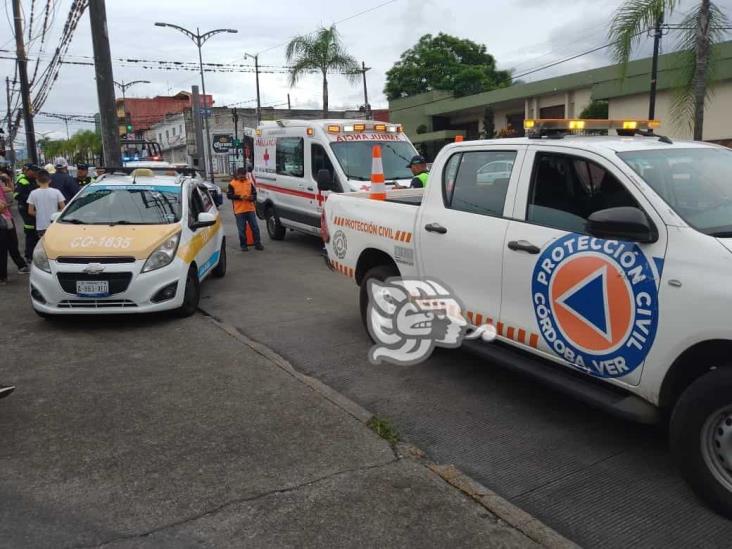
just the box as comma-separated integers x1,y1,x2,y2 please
142,232,181,273
32,242,51,273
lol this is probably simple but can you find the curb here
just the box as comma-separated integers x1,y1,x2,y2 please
203,311,579,549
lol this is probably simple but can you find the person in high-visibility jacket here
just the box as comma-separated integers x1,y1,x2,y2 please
14,163,39,262
226,167,263,251
407,155,429,188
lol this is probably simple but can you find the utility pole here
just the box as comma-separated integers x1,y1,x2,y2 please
191,85,206,175
89,0,121,166
5,77,15,165
12,0,37,164
245,53,261,124
287,93,291,111
360,61,371,119
648,12,664,125
232,107,239,175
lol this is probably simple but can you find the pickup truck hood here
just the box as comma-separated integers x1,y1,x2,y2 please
43,222,180,260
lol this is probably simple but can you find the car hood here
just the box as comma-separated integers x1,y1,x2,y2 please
43,222,180,260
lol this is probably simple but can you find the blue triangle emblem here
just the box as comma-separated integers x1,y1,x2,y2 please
556,267,612,341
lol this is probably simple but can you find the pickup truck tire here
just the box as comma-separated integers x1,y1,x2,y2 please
212,238,227,278
265,207,286,241
176,267,200,318
670,367,732,519
359,264,400,341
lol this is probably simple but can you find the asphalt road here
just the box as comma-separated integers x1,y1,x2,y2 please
200,207,732,548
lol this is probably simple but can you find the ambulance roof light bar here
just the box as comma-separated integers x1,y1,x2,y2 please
524,118,662,138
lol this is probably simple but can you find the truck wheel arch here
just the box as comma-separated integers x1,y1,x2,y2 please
660,340,732,412
355,248,401,285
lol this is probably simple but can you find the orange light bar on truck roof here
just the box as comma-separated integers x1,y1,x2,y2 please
523,118,661,131
327,124,341,133
374,123,386,132
306,128,314,136
353,123,366,131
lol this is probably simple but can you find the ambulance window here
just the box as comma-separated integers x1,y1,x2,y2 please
311,143,334,179
276,137,304,178
527,152,639,233
445,150,516,217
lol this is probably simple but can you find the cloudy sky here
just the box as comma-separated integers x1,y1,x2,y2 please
3,0,732,140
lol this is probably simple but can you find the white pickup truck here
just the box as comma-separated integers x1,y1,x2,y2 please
321,120,732,518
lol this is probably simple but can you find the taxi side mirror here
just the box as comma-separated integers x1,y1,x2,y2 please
316,169,334,192
194,211,216,229
586,207,658,243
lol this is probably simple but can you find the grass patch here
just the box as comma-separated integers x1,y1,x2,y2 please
367,416,399,445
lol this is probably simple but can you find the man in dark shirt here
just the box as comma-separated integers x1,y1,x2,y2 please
50,157,80,202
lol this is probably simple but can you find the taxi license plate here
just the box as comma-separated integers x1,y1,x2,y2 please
76,280,109,297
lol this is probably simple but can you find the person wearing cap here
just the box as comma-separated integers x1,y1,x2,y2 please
75,163,93,187
14,163,39,262
406,155,429,188
50,157,80,202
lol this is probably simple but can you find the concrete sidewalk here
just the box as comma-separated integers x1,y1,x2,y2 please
0,272,558,547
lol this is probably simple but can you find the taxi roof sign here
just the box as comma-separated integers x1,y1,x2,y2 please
524,118,661,132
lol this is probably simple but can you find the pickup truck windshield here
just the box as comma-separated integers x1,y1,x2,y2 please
330,141,417,181
618,147,732,236
59,186,182,225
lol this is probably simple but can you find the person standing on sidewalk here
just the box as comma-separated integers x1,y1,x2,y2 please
0,173,30,279
27,170,65,239
50,157,80,202
227,167,263,252
14,163,39,263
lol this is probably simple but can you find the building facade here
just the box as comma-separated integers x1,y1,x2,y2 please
117,91,213,139
390,41,732,159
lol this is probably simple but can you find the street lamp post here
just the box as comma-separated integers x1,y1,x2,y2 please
244,53,261,125
155,22,237,184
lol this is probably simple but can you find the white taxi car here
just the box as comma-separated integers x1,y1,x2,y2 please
29,167,226,316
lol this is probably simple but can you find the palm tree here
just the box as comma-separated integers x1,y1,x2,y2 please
609,0,729,140
285,25,359,117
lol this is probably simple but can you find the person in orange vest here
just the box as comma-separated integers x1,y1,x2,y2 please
226,167,263,251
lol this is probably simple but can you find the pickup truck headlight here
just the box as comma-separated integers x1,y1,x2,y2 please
32,242,51,273
142,232,181,273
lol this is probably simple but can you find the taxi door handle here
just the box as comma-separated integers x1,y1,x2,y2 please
507,240,540,254
425,222,447,234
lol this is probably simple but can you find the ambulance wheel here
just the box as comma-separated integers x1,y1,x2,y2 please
670,367,732,519
212,238,227,278
177,267,200,317
359,264,399,342
265,207,286,241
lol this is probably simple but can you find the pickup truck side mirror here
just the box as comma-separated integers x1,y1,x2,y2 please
586,206,658,243
316,169,334,192
194,211,217,229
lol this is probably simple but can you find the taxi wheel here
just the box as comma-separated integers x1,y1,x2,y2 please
359,264,399,342
670,367,732,519
212,238,227,278
265,207,286,241
176,267,200,318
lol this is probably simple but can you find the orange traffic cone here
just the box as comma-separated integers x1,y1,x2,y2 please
369,145,386,200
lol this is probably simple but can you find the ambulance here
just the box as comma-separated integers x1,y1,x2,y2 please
254,119,419,240
322,119,732,518
29,167,226,317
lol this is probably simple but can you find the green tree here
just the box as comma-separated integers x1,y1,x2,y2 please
285,25,360,117
579,100,610,119
385,33,512,100
609,0,729,139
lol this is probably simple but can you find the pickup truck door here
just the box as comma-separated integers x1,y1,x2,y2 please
417,145,526,328
500,146,667,385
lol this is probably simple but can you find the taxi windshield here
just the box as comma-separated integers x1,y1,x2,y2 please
330,140,417,181
59,185,182,225
618,147,732,237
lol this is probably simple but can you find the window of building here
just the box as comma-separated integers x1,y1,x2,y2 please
158,133,162,143
444,150,516,217
527,152,639,233
172,127,176,136
276,137,304,178
165,130,169,140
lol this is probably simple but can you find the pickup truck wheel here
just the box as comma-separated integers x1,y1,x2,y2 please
265,207,286,241
212,238,227,278
670,367,732,519
359,264,399,341
176,267,200,318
